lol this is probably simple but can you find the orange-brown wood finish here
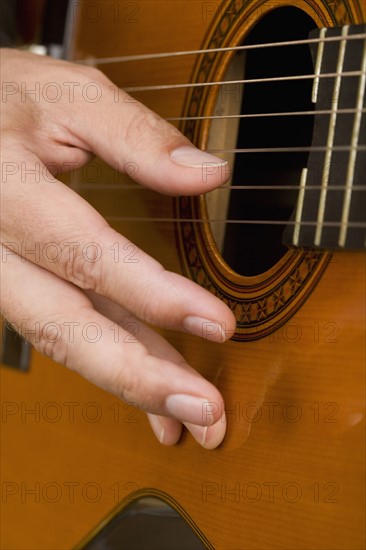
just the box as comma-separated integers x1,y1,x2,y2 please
1,1,365,549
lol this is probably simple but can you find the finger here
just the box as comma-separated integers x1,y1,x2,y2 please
65,72,230,195
2,50,230,195
0,247,226,439
1,154,236,342
185,415,227,450
86,290,183,446
147,414,183,447
86,290,226,449
78,102,230,195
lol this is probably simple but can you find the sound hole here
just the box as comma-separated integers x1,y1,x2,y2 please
207,8,316,276
79,496,207,549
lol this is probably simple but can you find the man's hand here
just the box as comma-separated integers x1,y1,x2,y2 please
0,49,236,449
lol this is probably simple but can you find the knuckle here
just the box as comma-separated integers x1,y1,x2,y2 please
124,107,180,151
35,321,68,366
114,365,138,404
113,349,147,405
63,243,102,291
125,109,156,148
37,335,65,364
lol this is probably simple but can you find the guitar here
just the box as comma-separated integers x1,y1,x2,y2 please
1,1,365,548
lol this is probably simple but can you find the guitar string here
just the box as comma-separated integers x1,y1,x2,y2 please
339,35,366,246
122,70,365,93
76,184,366,191
74,32,366,65
165,108,366,122
75,39,366,138
74,32,366,232
70,145,366,161
314,25,348,246
206,146,366,153
104,217,366,227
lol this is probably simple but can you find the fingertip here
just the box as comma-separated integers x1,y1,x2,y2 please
133,145,231,195
147,413,183,446
182,313,237,343
165,394,223,426
170,145,228,170
185,410,227,449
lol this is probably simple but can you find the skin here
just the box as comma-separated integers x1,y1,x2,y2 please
0,48,237,449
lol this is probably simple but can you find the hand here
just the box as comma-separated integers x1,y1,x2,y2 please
0,48,236,449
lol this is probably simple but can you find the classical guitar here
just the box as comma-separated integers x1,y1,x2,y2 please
1,1,365,549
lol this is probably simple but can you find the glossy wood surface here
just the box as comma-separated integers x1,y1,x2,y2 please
1,1,365,548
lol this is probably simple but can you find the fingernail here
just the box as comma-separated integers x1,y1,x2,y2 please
183,316,226,342
186,410,227,449
170,145,228,168
165,394,215,426
186,424,208,447
148,414,165,444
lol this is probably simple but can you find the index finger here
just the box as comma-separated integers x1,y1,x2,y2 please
0,245,226,438
1,153,236,341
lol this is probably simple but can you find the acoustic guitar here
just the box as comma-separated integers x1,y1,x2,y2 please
1,0,365,548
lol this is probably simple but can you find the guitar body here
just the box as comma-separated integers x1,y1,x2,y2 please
1,1,365,549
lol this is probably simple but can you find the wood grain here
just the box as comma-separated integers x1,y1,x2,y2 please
1,1,365,548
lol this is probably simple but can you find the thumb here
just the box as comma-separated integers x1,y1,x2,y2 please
70,73,230,195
